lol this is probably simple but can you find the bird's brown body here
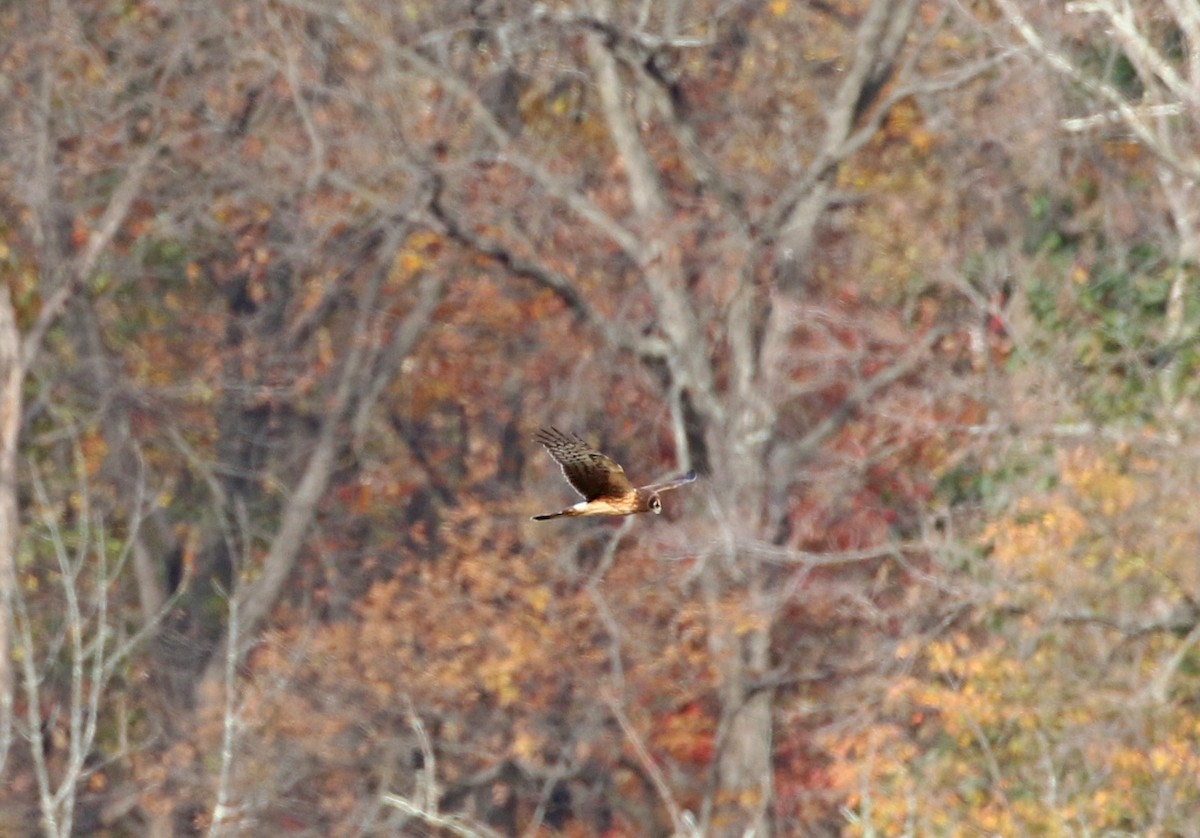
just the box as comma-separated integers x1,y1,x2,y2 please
531,427,696,521
533,488,659,520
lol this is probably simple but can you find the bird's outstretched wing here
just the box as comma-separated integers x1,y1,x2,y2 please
640,470,698,494
533,427,635,501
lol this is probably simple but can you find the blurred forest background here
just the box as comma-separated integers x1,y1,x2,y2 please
3,0,1200,835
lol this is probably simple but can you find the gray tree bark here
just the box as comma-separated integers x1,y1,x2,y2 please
0,289,21,774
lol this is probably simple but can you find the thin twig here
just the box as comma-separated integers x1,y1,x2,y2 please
603,691,698,837
586,517,634,691
379,794,506,838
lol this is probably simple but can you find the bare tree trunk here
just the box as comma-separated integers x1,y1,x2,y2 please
0,289,21,774
1159,168,1199,411
715,627,774,836
585,10,777,832
697,554,775,838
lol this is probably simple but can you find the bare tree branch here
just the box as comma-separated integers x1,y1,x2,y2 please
763,0,921,265
1067,0,1200,108
994,0,1200,178
200,237,443,690
281,0,660,264
584,14,667,218
379,793,505,838
786,326,947,465
22,141,159,374
603,691,699,838
427,181,670,362
582,9,723,424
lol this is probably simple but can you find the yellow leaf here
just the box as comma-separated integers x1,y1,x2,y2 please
512,730,538,759
398,251,425,275
527,586,550,615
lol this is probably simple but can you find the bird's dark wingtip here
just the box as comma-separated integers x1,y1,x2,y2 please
532,425,562,444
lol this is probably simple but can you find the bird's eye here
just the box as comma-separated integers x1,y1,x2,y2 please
650,496,662,513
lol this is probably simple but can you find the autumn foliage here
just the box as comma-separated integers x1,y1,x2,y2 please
3,1,1200,836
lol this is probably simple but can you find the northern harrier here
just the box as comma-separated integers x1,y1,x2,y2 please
531,427,697,521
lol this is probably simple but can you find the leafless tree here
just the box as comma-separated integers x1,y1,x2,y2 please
994,0,1200,412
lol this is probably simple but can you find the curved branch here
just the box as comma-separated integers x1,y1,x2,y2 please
199,238,444,692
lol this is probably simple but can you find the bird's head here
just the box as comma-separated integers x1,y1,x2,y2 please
648,494,662,514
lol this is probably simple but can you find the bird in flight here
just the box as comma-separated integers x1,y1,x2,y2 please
531,427,697,521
